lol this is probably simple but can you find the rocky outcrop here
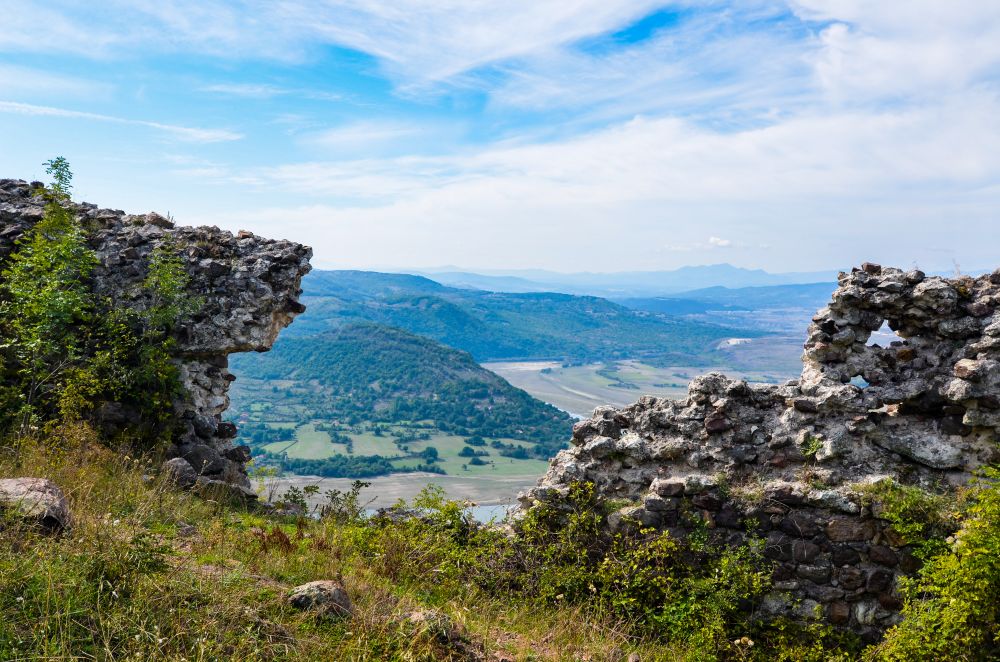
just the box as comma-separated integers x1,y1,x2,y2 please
519,264,1000,638
287,580,354,617
0,478,71,531
0,179,311,488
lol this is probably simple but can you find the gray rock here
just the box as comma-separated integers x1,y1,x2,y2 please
873,431,963,469
0,478,71,531
162,457,198,488
193,476,258,503
508,262,1000,633
287,580,353,617
395,609,461,643
181,444,227,475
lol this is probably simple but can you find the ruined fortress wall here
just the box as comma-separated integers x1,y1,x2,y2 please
0,179,312,488
520,263,1000,638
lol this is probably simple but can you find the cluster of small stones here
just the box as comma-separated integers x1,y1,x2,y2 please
519,263,1000,639
0,179,312,490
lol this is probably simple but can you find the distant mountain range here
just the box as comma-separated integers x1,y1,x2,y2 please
285,270,757,365
617,282,836,316
417,263,840,298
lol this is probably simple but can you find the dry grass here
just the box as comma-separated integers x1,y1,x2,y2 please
0,428,688,661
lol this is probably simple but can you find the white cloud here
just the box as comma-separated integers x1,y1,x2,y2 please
178,94,1000,271
200,83,344,102
237,98,1000,203
307,122,430,156
486,4,813,121
789,1,1000,104
0,1,668,81
4,1,1000,273
0,65,113,100
200,83,288,99
0,101,243,143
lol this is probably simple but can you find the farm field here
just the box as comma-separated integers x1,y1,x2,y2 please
258,421,551,478
485,353,801,418
261,471,545,510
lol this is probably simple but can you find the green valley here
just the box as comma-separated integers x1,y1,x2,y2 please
283,270,760,364
229,323,574,478
227,271,784,480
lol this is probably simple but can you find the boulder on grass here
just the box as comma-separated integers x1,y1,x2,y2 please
287,580,353,617
193,476,257,503
162,457,198,488
395,609,462,643
0,478,71,531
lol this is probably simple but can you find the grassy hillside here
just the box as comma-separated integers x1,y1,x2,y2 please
0,438,820,661
229,323,575,477
281,270,759,365
5,436,989,661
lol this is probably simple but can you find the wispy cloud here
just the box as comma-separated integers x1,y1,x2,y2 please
3,2,1000,273
0,101,242,142
789,1,1000,104
200,83,288,99
0,64,113,100
0,1,667,81
200,83,343,102
188,93,1000,270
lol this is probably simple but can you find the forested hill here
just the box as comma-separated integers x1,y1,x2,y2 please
229,323,574,453
282,270,759,364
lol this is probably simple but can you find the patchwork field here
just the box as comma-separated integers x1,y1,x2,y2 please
256,419,551,479
485,352,801,418
261,472,545,510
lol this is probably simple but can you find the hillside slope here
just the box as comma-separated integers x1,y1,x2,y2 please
229,323,575,471
283,270,758,364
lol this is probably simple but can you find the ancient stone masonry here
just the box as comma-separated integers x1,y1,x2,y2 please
519,263,1000,639
0,179,312,490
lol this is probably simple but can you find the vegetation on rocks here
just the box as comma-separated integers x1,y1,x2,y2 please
0,161,196,444
0,431,838,661
872,469,1000,660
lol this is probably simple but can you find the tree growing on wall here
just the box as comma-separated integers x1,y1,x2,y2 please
0,158,96,434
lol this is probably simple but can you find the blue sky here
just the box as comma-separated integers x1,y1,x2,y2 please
1,1,999,273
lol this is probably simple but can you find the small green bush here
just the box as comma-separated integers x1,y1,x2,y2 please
855,478,960,559
874,468,1000,661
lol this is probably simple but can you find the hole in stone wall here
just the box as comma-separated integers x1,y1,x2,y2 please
866,320,904,347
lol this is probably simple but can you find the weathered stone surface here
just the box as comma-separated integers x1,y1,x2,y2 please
827,518,876,542
396,609,457,639
287,580,353,617
0,179,311,486
193,476,258,503
873,431,963,469
518,265,1000,633
868,545,899,567
162,457,198,488
0,478,70,531
828,601,851,625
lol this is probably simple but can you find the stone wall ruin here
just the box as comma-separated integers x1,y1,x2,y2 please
519,263,1000,639
0,179,312,491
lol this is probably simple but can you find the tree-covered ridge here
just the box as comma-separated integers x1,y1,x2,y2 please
282,270,760,364
230,322,574,452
